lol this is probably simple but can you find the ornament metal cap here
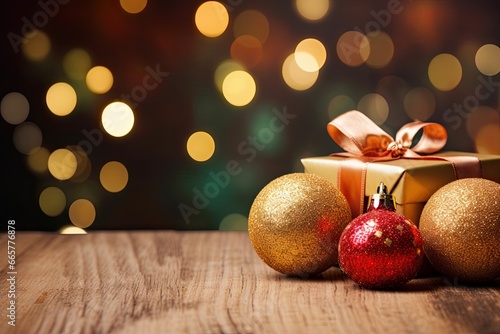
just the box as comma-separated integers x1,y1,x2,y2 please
368,182,396,211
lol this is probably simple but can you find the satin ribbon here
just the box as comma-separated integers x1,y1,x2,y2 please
327,111,482,217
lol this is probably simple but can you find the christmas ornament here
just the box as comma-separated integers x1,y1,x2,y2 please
420,178,500,282
248,173,352,276
338,183,424,289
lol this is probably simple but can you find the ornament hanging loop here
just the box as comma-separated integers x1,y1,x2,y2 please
368,182,396,211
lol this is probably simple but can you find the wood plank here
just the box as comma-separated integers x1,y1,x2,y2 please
0,232,499,334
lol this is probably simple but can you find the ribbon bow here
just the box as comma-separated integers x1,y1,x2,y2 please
327,110,447,158
326,110,481,218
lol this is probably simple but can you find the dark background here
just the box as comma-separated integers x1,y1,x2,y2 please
1,0,499,231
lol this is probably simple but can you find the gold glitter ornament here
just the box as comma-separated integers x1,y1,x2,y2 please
420,178,500,282
248,173,352,276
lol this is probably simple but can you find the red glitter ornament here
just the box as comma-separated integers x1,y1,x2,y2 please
338,183,424,289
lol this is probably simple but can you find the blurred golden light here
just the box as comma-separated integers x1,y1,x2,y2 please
328,95,355,120
13,122,42,155
219,213,248,231
100,161,129,193
234,10,269,44
195,1,229,38
357,93,389,125
295,0,330,21
27,146,49,173
59,226,88,235
475,124,500,154
336,31,370,67
466,106,499,139
214,60,244,92
1,92,29,125
101,102,135,137
294,52,318,73
282,53,319,91
365,31,394,69
222,70,256,107
48,148,77,181
120,0,147,14
475,44,500,76
187,131,215,162
295,38,327,72
230,35,263,68
69,199,96,228
39,187,66,217
428,53,462,91
404,87,436,121
66,145,92,183
46,82,77,116
63,49,92,80
22,31,50,61
86,66,114,94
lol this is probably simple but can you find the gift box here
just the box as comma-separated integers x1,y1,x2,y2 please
301,110,500,226
302,151,500,226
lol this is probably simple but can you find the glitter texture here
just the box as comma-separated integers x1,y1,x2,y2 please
338,208,424,289
248,173,352,276
420,178,500,282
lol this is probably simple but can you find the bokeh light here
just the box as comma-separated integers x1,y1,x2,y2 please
475,124,500,154
13,122,42,155
328,95,356,120
46,82,77,116
69,199,96,228
404,87,436,121
428,53,462,91
27,146,50,173
475,44,500,76
67,145,92,182
365,31,394,69
59,226,88,234
295,0,330,21
336,31,370,67
234,10,269,44
230,35,263,68
222,70,256,107
282,53,319,91
100,161,129,193
214,60,245,92
48,148,77,181
101,101,135,137
63,49,92,80
466,106,499,139
195,1,229,38
1,92,29,125
219,213,248,231
187,131,215,162
357,93,389,125
86,66,114,94
120,0,147,14
39,187,66,217
21,31,50,61
295,38,327,72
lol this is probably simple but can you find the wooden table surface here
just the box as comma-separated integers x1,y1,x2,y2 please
0,231,499,334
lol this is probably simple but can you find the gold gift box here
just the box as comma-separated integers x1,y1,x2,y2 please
302,151,500,226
